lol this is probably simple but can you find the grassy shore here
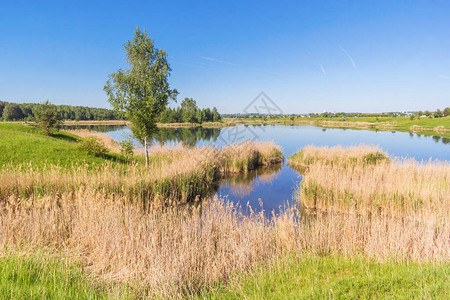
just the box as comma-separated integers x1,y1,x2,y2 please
7,116,450,140
1,125,448,298
226,116,450,139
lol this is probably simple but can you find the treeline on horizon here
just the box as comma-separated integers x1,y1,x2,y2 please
158,98,222,124
224,107,450,119
0,98,223,123
0,100,122,121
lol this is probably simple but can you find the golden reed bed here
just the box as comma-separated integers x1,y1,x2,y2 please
0,143,448,298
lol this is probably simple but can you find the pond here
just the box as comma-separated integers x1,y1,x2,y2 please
66,125,450,214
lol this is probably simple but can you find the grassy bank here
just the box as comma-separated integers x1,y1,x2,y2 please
225,116,450,139
0,123,126,167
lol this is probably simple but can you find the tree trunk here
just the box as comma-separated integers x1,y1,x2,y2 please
144,138,149,168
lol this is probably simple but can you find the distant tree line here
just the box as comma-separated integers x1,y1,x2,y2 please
0,99,222,124
159,98,222,123
0,100,123,121
224,107,450,119
414,108,450,118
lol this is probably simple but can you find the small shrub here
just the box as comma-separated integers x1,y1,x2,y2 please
78,137,107,157
119,139,135,161
363,152,389,165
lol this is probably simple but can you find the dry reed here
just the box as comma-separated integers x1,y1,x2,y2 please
290,145,449,216
64,129,122,153
1,143,448,298
0,141,283,204
1,189,447,298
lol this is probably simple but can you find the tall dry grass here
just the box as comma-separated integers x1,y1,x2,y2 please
64,129,122,153
289,144,389,168
289,145,449,215
1,189,447,298
1,143,448,298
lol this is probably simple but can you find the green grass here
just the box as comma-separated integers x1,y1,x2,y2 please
0,123,126,168
227,116,450,139
3,253,447,299
231,116,450,128
199,255,450,299
0,252,113,299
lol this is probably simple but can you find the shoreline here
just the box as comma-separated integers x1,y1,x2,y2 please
4,117,450,139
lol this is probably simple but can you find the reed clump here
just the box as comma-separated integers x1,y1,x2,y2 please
289,145,449,216
289,144,389,169
221,141,283,173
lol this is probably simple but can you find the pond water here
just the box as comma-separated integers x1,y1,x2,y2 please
67,125,450,214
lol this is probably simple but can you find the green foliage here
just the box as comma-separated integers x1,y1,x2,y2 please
158,98,222,124
434,109,443,118
181,97,198,123
2,103,24,121
444,107,450,116
104,27,177,144
119,138,135,161
0,100,122,121
362,151,389,165
78,137,108,157
34,100,62,136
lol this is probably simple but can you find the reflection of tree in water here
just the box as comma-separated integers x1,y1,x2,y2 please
219,164,282,198
60,125,127,132
153,127,221,147
432,135,441,143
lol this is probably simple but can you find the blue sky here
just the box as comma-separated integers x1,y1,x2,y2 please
1,0,449,113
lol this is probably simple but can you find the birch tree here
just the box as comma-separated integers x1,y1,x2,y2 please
104,27,177,167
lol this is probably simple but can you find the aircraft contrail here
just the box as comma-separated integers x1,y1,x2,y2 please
319,64,326,75
199,56,237,66
339,45,356,68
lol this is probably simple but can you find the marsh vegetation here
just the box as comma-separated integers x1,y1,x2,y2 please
0,123,448,298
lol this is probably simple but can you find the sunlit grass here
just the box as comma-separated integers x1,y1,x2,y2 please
199,255,450,299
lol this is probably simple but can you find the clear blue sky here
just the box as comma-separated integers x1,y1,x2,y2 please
1,0,449,113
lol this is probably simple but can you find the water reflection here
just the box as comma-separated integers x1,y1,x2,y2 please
154,127,221,147
61,124,127,132
219,164,282,198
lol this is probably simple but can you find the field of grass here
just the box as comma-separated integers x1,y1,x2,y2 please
201,255,449,299
1,124,448,298
0,123,125,167
2,253,447,299
0,253,111,299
